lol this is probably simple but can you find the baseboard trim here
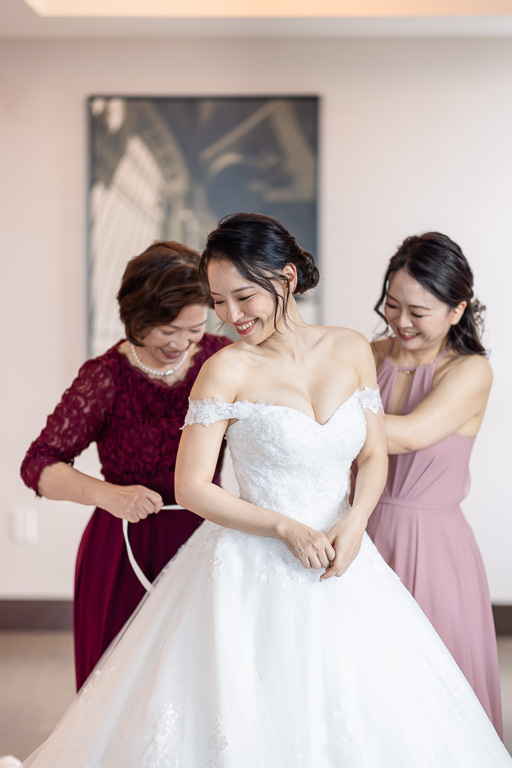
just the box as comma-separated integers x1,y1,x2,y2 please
0,600,72,631
493,605,512,637
1,600,511,635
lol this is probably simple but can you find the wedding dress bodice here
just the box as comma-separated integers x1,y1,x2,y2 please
185,388,382,532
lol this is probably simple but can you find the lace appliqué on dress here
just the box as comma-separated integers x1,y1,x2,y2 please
136,686,186,768
207,717,228,768
183,396,265,428
357,386,384,415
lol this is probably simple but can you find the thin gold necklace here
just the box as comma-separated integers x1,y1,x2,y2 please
397,351,443,375
393,340,444,375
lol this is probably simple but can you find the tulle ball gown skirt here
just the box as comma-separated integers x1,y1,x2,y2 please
21,523,511,768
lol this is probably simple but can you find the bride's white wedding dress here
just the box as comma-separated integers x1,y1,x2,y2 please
23,389,510,767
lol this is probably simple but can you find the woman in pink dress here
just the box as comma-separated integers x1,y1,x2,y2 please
21,240,230,690
366,231,502,736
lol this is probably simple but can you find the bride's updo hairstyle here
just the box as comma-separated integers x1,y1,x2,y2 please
374,232,486,356
201,212,319,327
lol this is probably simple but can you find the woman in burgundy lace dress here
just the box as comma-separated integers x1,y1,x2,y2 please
20,241,231,690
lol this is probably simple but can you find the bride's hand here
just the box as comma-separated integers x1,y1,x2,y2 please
320,513,366,581
279,519,336,570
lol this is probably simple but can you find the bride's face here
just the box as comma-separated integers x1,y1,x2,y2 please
207,259,286,344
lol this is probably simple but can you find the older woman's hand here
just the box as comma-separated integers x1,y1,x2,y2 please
99,482,164,523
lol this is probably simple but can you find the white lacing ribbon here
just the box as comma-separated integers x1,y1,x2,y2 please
122,504,184,593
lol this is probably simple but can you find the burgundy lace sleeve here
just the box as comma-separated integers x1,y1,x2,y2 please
20,357,116,495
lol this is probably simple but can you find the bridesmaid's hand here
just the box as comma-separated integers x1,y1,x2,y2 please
320,513,366,581
279,519,336,570
97,482,164,523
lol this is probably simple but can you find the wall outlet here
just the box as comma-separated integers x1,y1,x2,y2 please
10,506,38,544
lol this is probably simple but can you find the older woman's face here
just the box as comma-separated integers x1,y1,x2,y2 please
140,304,208,366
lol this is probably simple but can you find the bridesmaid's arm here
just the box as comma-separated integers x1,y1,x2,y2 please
175,351,336,572
385,355,492,454
322,339,388,580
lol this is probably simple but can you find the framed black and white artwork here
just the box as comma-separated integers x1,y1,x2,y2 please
88,95,319,355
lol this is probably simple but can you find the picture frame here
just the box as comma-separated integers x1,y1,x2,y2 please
87,95,319,355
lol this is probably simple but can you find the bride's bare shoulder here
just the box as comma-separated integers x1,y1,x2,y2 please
318,327,378,384
190,341,247,400
320,326,372,355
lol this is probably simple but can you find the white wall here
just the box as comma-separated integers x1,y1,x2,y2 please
1,36,511,600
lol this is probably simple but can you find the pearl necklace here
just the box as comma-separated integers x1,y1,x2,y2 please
130,343,189,377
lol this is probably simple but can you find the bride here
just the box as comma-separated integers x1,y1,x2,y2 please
22,213,510,766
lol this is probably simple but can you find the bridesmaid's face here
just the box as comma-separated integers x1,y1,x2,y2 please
207,259,288,345
384,269,466,351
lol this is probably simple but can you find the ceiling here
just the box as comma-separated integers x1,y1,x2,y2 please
2,0,512,37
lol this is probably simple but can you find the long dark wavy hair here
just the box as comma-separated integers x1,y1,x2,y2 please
374,232,487,356
200,212,319,329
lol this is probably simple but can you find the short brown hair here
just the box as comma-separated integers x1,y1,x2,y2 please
117,241,211,344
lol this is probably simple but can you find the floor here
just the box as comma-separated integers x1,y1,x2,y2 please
1,632,511,761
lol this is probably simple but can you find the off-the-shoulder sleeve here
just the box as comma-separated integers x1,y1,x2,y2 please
358,386,384,415
183,396,258,428
20,357,115,495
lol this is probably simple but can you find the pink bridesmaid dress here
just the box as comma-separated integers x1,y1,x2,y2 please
366,349,503,737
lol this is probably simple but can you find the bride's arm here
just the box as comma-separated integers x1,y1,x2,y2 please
175,352,335,571
322,338,388,580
